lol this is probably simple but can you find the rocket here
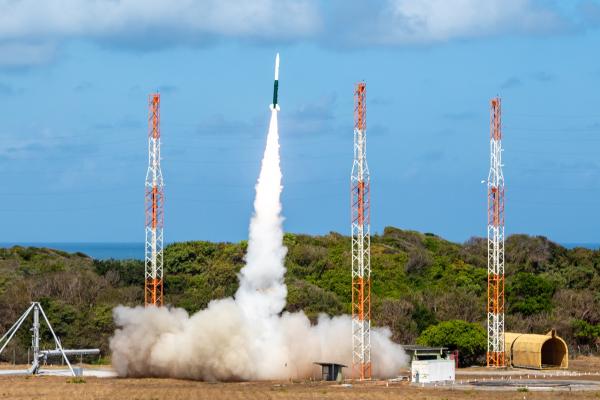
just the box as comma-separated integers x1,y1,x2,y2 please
270,53,280,111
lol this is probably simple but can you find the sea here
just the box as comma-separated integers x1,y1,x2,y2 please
0,242,144,260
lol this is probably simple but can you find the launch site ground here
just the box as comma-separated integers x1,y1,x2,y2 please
1,357,598,400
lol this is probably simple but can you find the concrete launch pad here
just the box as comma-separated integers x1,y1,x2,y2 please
470,379,600,391
0,365,117,378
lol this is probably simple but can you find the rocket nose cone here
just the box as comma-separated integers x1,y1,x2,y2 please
274,53,280,81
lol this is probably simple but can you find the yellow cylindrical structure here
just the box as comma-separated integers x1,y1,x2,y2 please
505,330,568,369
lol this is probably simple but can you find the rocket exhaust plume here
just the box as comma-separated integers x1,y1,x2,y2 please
110,54,408,380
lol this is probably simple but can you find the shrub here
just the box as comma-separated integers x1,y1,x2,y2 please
572,320,600,345
417,320,486,366
508,272,555,315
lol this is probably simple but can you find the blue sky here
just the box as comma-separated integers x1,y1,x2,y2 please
0,0,599,243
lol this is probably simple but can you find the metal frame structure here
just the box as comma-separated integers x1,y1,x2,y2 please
487,97,506,367
0,302,75,375
145,93,164,307
351,82,371,380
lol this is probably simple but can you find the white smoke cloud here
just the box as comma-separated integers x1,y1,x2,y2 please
110,109,408,380
110,304,406,380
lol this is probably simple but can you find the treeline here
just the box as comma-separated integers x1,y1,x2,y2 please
0,227,598,365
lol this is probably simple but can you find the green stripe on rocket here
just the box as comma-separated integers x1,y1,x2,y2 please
272,80,279,106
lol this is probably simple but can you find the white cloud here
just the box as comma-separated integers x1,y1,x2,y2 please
0,0,576,66
0,0,320,66
337,0,565,46
0,0,320,38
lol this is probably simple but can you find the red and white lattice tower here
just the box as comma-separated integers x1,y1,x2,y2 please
145,93,164,307
351,82,371,380
487,97,505,367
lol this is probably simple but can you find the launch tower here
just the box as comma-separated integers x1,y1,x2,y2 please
487,97,505,367
145,93,164,307
351,82,371,379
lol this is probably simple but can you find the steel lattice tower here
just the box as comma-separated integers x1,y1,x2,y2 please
351,82,371,380
145,93,164,307
487,97,505,367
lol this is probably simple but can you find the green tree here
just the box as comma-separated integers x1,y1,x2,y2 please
507,272,555,315
572,320,600,345
412,303,437,333
417,320,486,366
0,228,598,362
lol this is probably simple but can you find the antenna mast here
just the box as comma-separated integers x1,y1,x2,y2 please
487,97,505,367
145,93,164,307
351,82,371,379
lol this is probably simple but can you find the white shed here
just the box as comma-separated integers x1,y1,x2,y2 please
411,359,455,383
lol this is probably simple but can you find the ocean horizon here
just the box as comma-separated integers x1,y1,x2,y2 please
0,242,144,260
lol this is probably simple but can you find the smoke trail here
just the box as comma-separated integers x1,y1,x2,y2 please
236,109,287,320
110,110,408,381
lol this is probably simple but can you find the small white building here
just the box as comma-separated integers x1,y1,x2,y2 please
411,359,455,383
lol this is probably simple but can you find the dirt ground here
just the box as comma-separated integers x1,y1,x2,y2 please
0,357,599,400
0,376,598,400
572,356,600,372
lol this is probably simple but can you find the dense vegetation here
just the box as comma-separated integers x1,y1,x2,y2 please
0,227,598,365
417,320,486,366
